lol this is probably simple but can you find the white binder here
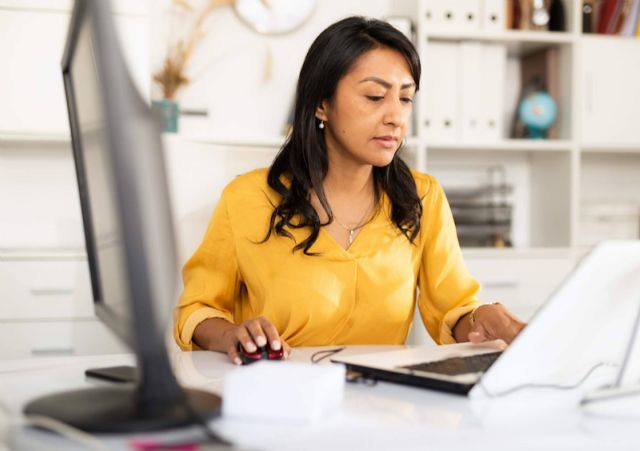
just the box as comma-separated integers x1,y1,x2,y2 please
458,0,482,32
424,41,460,143
424,0,481,33
423,0,455,33
479,43,507,141
481,0,507,32
460,41,484,141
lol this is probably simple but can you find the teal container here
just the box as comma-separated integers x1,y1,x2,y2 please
151,98,179,133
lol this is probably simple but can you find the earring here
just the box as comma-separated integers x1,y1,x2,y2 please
319,120,325,129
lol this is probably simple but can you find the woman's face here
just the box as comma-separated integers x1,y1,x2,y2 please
316,47,416,168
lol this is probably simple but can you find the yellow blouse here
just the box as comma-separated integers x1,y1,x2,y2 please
174,168,482,349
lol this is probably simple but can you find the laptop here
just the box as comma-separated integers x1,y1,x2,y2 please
332,241,640,397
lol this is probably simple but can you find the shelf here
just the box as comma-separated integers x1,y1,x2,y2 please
0,132,70,145
172,133,422,149
181,134,286,149
0,248,86,261
427,139,573,153
581,143,640,154
425,30,574,56
581,33,640,42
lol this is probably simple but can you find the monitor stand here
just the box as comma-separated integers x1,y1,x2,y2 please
23,353,222,433
85,365,137,383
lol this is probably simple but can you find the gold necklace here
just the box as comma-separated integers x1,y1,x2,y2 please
333,198,375,246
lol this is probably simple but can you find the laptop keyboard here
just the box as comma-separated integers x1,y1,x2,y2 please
400,351,503,376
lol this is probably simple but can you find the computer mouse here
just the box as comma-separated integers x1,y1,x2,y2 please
237,342,284,365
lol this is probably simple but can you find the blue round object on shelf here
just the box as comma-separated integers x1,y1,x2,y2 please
518,91,557,139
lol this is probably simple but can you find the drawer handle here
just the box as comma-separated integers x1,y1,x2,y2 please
31,347,75,356
30,288,74,296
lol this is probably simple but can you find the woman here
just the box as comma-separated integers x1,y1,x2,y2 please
174,16,525,365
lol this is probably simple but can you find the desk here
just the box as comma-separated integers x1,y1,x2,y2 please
1,347,638,451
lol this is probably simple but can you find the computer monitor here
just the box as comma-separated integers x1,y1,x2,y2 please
23,0,221,433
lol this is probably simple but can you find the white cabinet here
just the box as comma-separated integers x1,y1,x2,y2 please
580,36,640,147
0,9,70,135
464,251,576,321
0,252,127,359
0,258,92,320
407,250,576,346
0,1,149,136
0,320,126,359
0,0,149,359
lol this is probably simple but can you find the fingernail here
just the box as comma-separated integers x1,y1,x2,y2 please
271,340,281,350
256,336,267,347
234,357,242,365
246,342,257,352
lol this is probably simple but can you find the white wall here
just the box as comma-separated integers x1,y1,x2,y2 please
151,0,412,139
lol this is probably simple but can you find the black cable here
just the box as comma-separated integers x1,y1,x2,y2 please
477,362,618,398
310,347,346,364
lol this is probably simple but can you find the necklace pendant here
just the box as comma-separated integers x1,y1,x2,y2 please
348,229,355,245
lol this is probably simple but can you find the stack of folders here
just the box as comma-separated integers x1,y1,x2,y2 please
444,167,514,248
424,41,507,143
583,0,640,36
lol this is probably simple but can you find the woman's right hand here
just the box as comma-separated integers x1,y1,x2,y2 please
221,316,290,365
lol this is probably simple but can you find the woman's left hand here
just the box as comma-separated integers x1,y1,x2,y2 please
465,303,526,345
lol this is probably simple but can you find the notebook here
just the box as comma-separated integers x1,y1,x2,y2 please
332,241,640,397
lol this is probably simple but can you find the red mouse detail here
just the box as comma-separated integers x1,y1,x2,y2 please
237,342,284,365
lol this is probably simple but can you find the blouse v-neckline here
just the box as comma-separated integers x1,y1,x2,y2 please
318,194,387,257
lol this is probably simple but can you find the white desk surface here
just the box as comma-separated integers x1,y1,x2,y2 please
1,346,639,451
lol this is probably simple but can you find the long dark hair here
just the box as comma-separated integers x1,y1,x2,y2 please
264,16,423,255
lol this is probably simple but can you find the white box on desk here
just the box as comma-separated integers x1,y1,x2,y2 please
222,361,346,423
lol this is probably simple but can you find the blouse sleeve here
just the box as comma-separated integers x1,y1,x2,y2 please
417,177,483,345
173,189,243,350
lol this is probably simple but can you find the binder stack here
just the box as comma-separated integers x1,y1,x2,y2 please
423,0,505,32
424,42,507,143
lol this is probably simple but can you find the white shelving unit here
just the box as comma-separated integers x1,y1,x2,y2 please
401,0,640,331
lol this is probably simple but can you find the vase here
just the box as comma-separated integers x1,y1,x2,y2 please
151,98,179,133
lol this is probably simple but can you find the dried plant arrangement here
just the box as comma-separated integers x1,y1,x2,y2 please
153,0,233,99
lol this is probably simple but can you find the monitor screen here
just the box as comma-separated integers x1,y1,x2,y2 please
24,0,223,434
69,14,131,338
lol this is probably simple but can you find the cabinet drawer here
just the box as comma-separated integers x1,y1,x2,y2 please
0,259,93,319
0,319,127,359
465,255,576,321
